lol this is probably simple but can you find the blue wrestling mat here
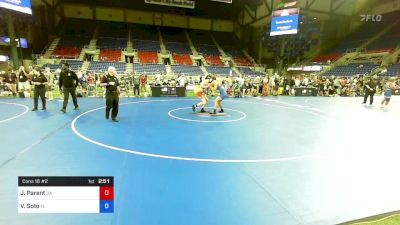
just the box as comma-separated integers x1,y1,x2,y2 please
0,96,400,225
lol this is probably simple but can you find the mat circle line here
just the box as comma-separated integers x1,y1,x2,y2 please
168,107,247,123
0,102,29,124
71,99,321,163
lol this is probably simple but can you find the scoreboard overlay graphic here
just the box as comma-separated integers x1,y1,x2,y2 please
18,176,114,213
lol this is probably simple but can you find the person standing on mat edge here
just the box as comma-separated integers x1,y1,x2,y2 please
17,66,30,97
59,63,79,113
100,66,120,122
3,69,17,96
132,73,140,97
44,67,54,101
31,66,48,111
362,76,377,105
192,76,210,113
209,75,227,114
381,77,395,108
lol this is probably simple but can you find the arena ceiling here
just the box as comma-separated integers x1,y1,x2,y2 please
29,0,389,21
31,0,257,20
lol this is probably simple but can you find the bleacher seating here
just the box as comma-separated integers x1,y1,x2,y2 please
165,42,192,54
324,63,378,76
42,63,62,72
327,24,387,53
205,66,236,76
367,22,400,51
138,51,158,64
189,30,214,45
42,19,264,78
386,63,400,76
132,24,159,40
171,65,204,76
98,21,127,38
161,27,187,42
215,32,255,66
197,44,220,55
313,53,343,62
97,37,127,50
222,45,254,66
63,19,95,38
161,27,192,55
43,60,83,72
189,30,221,56
57,20,93,48
99,50,121,62
57,38,90,48
51,19,94,59
324,12,399,54
131,25,161,59
233,57,253,66
53,47,81,59
88,61,126,73
204,55,224,66
213,32,236,46
134,40,160,52
172,54,192,65
223,45,242,57
53,28,90,58
238,67,264,76
133,63,166,74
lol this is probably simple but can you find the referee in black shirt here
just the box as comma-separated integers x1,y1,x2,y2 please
362,76,377,105
101,66,120,122
59,63,79,113
31,66,48,111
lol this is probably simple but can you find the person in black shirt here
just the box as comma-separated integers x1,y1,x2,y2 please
132,73,140,96
59,63,79,113
17,66,30,94
100,66,120,122
3,69,17,96
31,66,48,111
362,77,377,105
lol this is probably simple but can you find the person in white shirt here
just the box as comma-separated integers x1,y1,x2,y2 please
294,77,301,87
77,70,83,80
155,72,162,84
177,74,187,87
43,67,54,101
303,77,309,86
17,66,31,95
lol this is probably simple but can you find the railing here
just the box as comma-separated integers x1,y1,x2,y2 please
51,55,80,60
41,39,55,55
